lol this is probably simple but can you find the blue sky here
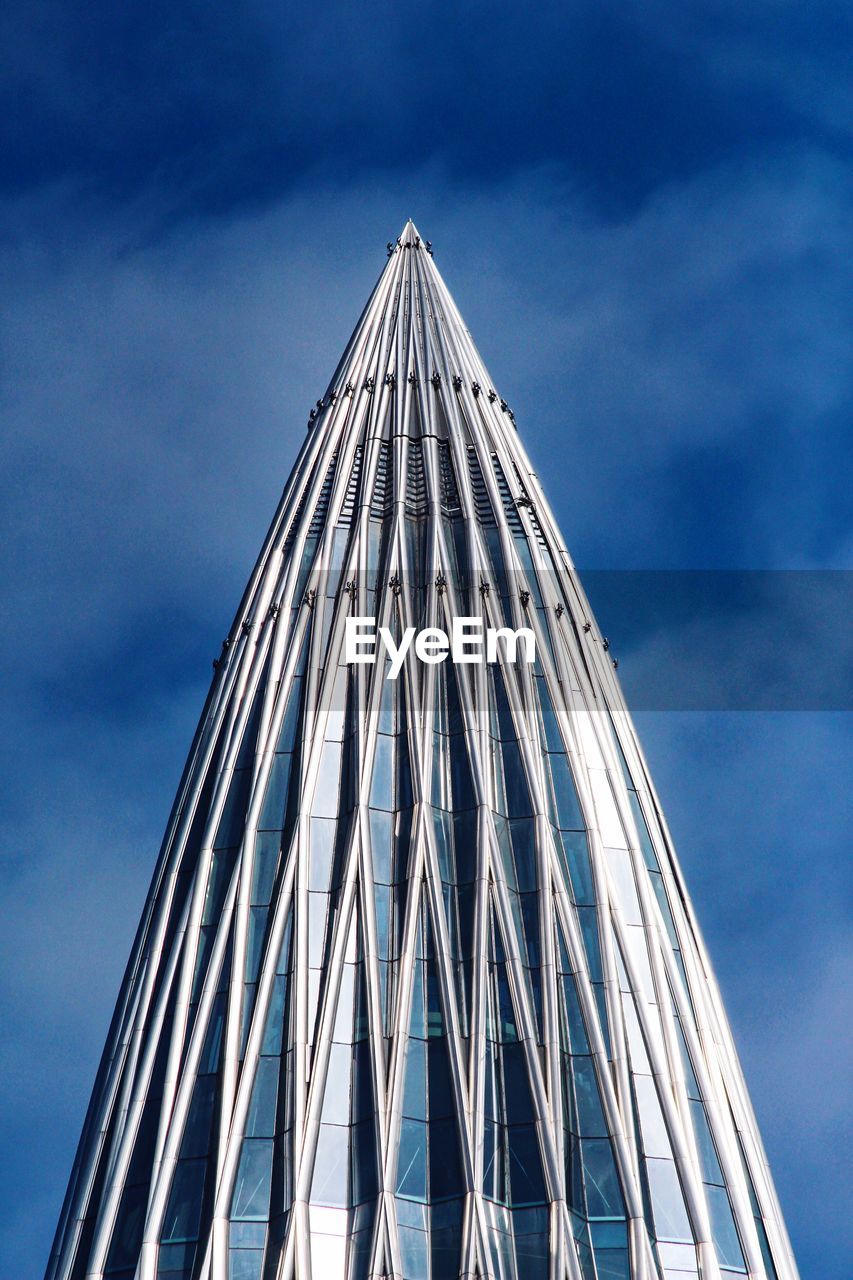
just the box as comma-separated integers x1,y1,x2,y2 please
1,3,851,1276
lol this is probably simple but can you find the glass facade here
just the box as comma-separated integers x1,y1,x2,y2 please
46,223,797,1280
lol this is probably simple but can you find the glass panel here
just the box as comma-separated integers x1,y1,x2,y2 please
576,907,603,983
588,1220,630,1279
245,906,267,984
311,1124,349,1207
276,669,305,752
690,1100,723,1185
308,892,328,967
105,1183,147,1270
161,1159,206,1241
535,675,564,752
246,1056,278,1138
402,1038,427,1119
397,1118,428,1201
674,1021,700,1101
429,1117,464,1199
203,851,233,925
430,1199,464,1279
231,1140,273,1220
635,1074,672,1160
309,818,336,891
312,742,342,819
372,881,390,960
215,769,251,849
607,847,642,925
370,735,394,810
556,829,593,905
322,1043,352,1126
706,1184,746,1270
591,1227,630,1279
628,792,659,871
581,1139,624,1219
574,1056,607,1137
658,1241,698,1270
550,754,584,830
261,975,286,1056
369,809,393,883
501,739,533,819
157,1240,196,1278
482,1119,505,1202
258,752,293,831
351,1117,379,1204
507,1124,547,1205
229,1222,266,1248
558,964,590,1055
646,1158,692,1242
228,1251,263,1280
501,1042,534,1125
398,1222,429,1280
509,818,536,892
180,1076,216,1159
333,965,355,1041
427,1038,454,1118
251,832,279,902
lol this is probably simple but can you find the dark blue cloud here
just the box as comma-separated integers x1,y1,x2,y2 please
2,0,849,222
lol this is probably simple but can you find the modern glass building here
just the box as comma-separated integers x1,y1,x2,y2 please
46,223,798,1280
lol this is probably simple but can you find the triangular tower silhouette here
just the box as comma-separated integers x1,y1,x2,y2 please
47,223,798,1280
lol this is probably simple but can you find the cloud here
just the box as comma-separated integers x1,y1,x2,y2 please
0,110,849,1280
636,0,853,142
581,570,853,710
1,1,847,219
391,153,853,569
635,710,853,1277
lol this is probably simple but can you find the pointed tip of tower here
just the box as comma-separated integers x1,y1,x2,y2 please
397,217,426,245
